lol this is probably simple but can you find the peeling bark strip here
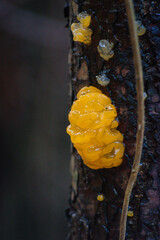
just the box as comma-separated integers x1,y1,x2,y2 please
66,0,160,239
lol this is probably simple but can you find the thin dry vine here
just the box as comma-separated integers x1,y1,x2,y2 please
119,0,145,239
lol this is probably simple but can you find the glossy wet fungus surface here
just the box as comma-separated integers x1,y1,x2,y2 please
71,12,93,45
67,86,125,169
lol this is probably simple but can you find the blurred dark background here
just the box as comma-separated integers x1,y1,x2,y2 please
0,0,70,239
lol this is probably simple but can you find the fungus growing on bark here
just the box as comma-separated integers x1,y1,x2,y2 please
97,39,114,61
71,12,92,45
127,211,134,217
97,194,104,201
143,92,147,100
96,71,110,86
77,11,91,27
66,86,124,169
136,20,146,36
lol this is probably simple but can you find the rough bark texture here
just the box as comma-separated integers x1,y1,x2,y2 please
66,0,160,239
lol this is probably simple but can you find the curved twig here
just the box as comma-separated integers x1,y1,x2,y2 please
119,0,145,239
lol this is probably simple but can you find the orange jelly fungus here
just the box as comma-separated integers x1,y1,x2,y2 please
77,12,91,28
71,12,92,45
66,86,125,169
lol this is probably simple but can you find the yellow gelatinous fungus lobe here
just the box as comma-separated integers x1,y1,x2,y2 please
71,23,92,45
71,12,92,45
97,194,104,201
77,86,101,99
97,39,114,61
77,11,91,27
127,210,134,217
136,20,146,36
66,86,125,169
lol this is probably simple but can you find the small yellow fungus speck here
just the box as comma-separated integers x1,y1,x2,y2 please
66,86,125,169
96,72,110,86
97,194,104,201
136,20,146,36
97,40,114,61
127,210,134,217
71,12,92,45
77,11,91,28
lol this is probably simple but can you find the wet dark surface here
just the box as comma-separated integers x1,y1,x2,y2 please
67,0,160,239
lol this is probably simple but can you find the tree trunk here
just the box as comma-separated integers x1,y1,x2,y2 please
66,0,160,239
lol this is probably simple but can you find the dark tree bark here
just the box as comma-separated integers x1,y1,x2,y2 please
66,0,160,239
